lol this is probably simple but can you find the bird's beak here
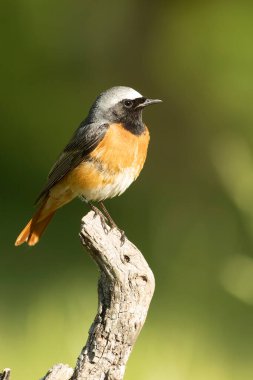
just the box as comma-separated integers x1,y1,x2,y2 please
136,98,162,109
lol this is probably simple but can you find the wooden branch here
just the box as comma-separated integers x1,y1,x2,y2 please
40,364,73,380
2,211,155,380
0,369,10,380
73,211,155,380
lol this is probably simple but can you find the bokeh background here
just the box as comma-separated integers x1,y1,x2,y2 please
1,1,253,379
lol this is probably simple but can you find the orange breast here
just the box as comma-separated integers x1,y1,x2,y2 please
65,123,150,201
90,122,150,171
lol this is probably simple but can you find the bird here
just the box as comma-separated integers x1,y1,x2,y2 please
15,86,162,246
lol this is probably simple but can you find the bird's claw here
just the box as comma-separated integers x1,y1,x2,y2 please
90,205,110,234
89,202,125,242
100,215,110,235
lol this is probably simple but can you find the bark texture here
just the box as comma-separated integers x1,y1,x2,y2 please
2,211,155,380
0,369,10,380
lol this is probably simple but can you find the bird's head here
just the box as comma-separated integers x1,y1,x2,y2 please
88,86,162,124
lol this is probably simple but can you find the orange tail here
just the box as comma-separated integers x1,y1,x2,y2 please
15,211,56,246
15,186,75,247
15,196,58,246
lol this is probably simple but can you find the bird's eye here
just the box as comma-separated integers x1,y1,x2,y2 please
123,99,133,108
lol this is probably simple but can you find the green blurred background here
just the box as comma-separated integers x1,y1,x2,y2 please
1,1,253,379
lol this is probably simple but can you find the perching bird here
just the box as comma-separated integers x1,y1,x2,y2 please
15,86,161,246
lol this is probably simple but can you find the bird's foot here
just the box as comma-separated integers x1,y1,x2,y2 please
98,202,126,245
89,204,110,234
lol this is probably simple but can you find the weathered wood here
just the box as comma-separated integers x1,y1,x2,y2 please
72,211,155,380
40,364,73,380
1,211,155,380
0,369,10,380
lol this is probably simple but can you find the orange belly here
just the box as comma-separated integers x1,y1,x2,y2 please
63,123,150,201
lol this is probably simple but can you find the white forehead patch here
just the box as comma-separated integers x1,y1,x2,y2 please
96,86,143,110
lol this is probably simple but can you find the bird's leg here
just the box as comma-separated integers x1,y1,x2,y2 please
88,201,109,234
99,202,126,245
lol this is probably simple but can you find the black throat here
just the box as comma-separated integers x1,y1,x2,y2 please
120,111,145,136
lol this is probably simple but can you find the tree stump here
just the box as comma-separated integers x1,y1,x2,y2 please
1,211,155,380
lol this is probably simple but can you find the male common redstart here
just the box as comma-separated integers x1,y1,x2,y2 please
15,86,161,246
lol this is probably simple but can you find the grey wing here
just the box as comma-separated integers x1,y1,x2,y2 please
35,122,109,204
